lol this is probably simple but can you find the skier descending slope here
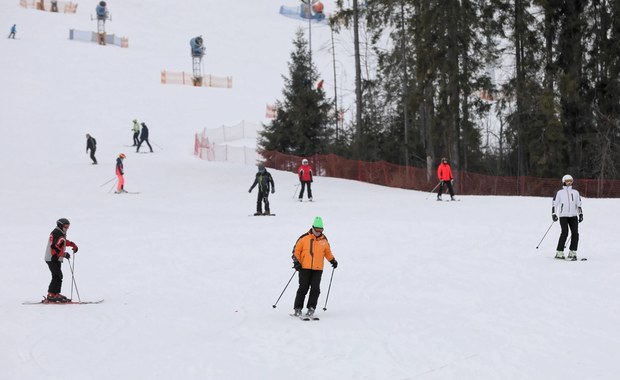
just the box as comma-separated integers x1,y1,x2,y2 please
248,164,275,215
291,216,338,320
552,174,583,260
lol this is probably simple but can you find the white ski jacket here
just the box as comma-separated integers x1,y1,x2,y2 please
552,186,582,218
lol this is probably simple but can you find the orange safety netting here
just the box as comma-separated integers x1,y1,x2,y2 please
20,0,78,13
261,150,620,198
161,71,232,88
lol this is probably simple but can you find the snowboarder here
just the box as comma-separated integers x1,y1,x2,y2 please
131,119,140,146
8,24,16,39
44,218,79,302
86,134,97,164
297,158,313,201
291,216,338,318
115,153,127,193
248,164,275,215
552,174,583,260
136,122,153,153
436,157,456,201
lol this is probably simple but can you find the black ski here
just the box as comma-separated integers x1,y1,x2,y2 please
249,214,276,216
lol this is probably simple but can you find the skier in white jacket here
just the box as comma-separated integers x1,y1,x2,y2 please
552,174,583,260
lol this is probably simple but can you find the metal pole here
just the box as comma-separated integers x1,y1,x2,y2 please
536,220,556,249
322,267,335,311
272,271,297,309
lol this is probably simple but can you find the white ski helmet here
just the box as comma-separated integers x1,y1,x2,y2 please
562,174,574,184
302,159,308,165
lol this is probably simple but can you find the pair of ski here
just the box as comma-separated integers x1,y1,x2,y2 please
555,257,588,261
22,298,104,305
249,213,276,216
290,313,319,321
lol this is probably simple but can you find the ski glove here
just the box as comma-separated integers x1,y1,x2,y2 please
293,260,301,271
579,214,583,223
552,214,558,222
64,252,71,259
271,189,275,194
330,259,338,269
68,242,78,252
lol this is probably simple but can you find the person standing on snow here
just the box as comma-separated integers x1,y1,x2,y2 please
248,164,275,215
44,218,79,302
291,216,338,318
8,24,16,39
552,174,583,260
136,122,153,153
131,119,140,146
436,157,456,201
86,134,97,165
297,158,313,201
115,153,127,193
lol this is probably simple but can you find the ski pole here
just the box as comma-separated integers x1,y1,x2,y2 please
292,183,300,200
425,182,441,200
272,270,297,309
322,267,335,311
66,256,81,302
536,220,556,249
564,236,571,249
108,180,118,194
151,140,164,150
99,177,116,187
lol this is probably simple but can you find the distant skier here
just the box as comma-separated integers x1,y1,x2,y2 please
115,153,127,193
297,158,313,201
8,24,16,39
552,174,583,260
436,157,456,201
291,216,338,318
131,119,140,146
136,122,153,153
44,218,79,302
86,133,97,164
248,164,275,215
51,0,58,12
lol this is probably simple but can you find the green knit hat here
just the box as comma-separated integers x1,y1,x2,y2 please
312,216,324,229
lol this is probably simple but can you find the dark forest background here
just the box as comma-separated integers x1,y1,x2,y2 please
260,1,620,180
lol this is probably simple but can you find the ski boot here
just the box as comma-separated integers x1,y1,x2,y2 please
437,195,442,201
293,308,302,317
450,196,456,201
554,251,565,260
263,210,271,215
567,250,577,261
253,212,262,216
305,307,315,318
46,293,69,303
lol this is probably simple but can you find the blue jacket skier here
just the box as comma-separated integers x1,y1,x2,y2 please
8,24,16,39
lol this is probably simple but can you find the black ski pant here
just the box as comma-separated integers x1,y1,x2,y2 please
136,138,153,152
46,261,63,294
89,148,97,164
438,180,455,197
133,132,140,146
299,181,312,199
256,190,270,213
557,216,579,251
294,269,323,310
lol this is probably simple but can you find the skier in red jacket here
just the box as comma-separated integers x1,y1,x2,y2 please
436,157,456,201
44,218,79,302
297,158,313,201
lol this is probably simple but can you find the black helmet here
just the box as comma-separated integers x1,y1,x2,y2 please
99,1,106,6
258,164,266,173
56,218,70,228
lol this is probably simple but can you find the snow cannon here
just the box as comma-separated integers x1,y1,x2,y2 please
190,36,206,57
96,1,109,20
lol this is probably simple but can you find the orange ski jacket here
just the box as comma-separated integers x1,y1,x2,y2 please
293,230,335,271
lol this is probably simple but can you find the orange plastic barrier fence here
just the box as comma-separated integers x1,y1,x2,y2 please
261,150,620,198
20,0,78,13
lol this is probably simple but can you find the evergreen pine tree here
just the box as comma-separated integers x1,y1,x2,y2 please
259,29,333,158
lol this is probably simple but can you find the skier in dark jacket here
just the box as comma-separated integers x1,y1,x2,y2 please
136,122,153,153
86,134,97,164
248,164,275,215
44,218,79,302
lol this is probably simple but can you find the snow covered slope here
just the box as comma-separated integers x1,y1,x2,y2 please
1,2,619,380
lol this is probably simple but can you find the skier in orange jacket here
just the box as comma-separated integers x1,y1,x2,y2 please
291,216,337,318
436,157,456,201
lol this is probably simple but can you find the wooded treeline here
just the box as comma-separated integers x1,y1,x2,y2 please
260,1,620,180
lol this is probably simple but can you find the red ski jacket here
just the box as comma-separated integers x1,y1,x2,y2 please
298,164,313,182
437,162,453,181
